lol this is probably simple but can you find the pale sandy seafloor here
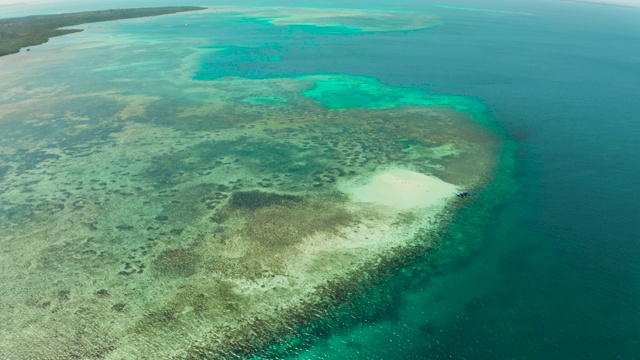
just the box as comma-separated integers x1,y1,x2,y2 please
0,7,502,359
202,6,442,32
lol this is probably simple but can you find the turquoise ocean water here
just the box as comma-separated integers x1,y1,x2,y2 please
2,0,639,358
286,2,640,359
275,2,640,358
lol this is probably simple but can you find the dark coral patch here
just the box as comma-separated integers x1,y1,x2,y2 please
0,165,10,182
95,289,110,298
152,248,200,277
228,190,302,210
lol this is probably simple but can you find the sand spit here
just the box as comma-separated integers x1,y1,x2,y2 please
343,168,458,211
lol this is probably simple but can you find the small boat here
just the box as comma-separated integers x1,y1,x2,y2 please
456,191,471,197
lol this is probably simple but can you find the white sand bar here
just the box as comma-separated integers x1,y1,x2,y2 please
342,168,457,211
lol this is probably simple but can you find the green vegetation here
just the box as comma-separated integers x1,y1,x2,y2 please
0,6,205,56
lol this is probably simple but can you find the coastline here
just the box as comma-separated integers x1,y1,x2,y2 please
0,6,205,56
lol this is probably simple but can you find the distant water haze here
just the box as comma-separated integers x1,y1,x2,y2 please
0,0,597,16
562,0,640,6
3,0,640,19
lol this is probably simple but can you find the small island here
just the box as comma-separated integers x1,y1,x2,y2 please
0,6,206,57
